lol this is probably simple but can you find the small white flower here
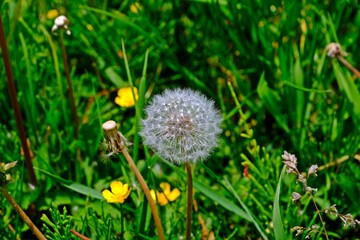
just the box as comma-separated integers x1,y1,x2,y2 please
52,15,71,35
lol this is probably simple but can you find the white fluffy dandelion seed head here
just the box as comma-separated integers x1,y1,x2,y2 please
140,88,222,164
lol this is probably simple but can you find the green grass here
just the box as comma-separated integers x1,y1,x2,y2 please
1,0,360,239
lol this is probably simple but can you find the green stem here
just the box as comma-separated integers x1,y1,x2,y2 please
227,81,251,136
309,192,329,240
120,203,124,240
185,163,193,240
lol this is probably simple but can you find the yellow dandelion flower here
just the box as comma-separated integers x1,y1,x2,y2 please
102,181,131,203
86,24,94,31
130,2,142,14
115,87,139,107
47,9,59,19
150,182,180,206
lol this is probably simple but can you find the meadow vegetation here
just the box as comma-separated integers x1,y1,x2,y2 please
1,0,360,239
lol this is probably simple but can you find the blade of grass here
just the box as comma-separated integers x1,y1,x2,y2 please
83,6,168,50
104,66,126,87
331,59,360,121
272,167,286,240
35,167,103,200
227,81,251,136
283,81,332,93
19,32,38,145
133,49,149,162
167,163,251,221
39,24,69,124
292,44,305,128
257,73,290,133
224,178,269,240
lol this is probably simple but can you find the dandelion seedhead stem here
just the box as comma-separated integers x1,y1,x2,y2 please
102,120,165,240
185,163,193,240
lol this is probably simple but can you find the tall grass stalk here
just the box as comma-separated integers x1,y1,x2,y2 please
0,15,37,186
59,32,79,140
309,191,329,240
120,40,149,162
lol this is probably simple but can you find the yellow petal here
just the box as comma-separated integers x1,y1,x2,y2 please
167,188,180,202
47,9,59,19
114,96,125,106
122,184,131,199
102,190,115,202
115,87,138,107
121,183,129,195
110,181,124,195
150,190,157,202
124,189,131,199
160,182,171,195
157,192,169,206
113,195,126,203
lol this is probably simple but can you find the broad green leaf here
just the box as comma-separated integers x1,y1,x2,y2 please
104,67,126,88
35,167,104,200
193,177,251,221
